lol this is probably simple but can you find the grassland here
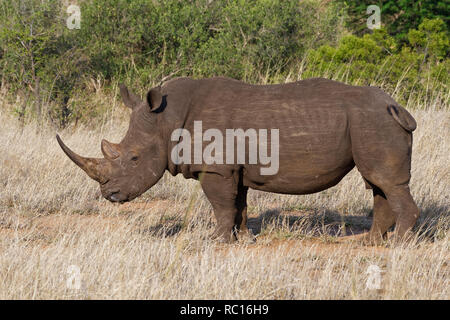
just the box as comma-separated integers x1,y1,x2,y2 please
0,93,448,299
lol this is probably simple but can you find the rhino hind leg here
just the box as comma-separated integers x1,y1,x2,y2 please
369,186,397,240
341,182,417,245
356,154,419,243
340,185,395,245
355,175,419,243
357,185,397,244
348,109,419,243
383,184,419,241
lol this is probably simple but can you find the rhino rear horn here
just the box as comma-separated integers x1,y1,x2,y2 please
56,134,106,183
101,139,120,160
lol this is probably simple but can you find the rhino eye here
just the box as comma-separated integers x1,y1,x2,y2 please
131,156,139,162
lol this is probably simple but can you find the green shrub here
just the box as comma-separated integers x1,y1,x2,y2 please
336,0,449,43
0,0,448,127
1,0,349,126
305,19,448,108
408,18,449,61
0,0,89,126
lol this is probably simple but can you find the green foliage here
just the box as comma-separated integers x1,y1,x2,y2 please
0,0,348,126
192,0,347,81
0,1,448,127
408,18,449,61
337,0,449,43
0,0,88,126
76,0,346,85
305,19,449,106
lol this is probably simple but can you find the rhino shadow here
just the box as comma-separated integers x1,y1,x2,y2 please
247,208,372,238
136,201,448,241
140,221,184,238
246,201,449,241
414,202,449,241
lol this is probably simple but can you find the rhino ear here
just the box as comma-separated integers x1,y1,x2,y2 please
119,84,142,109
147,86,163,112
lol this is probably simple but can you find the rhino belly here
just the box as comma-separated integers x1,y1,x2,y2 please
242,113,354,194
243,158,355,195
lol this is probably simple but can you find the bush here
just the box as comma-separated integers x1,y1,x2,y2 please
0,0,88,126
0,1,448,127
336,0,449,43
305,19,449,108
0,0,348,127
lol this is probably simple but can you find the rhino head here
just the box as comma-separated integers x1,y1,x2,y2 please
56,84,168,203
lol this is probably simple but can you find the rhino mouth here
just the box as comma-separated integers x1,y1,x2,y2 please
110,194,124,203
106,191,128,203
107,189,143,203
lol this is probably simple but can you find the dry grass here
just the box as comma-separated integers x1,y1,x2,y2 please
0,101,448,299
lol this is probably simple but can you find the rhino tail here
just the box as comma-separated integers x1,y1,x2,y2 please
387,104,417,132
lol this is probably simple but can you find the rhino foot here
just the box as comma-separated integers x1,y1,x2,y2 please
235,228,256,244
209,227,236,244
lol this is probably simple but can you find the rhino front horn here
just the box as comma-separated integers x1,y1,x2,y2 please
56,134,106,183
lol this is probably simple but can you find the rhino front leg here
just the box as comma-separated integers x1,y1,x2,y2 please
200,172,241,243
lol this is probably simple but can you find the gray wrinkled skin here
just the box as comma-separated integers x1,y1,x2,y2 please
57,77,419,244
